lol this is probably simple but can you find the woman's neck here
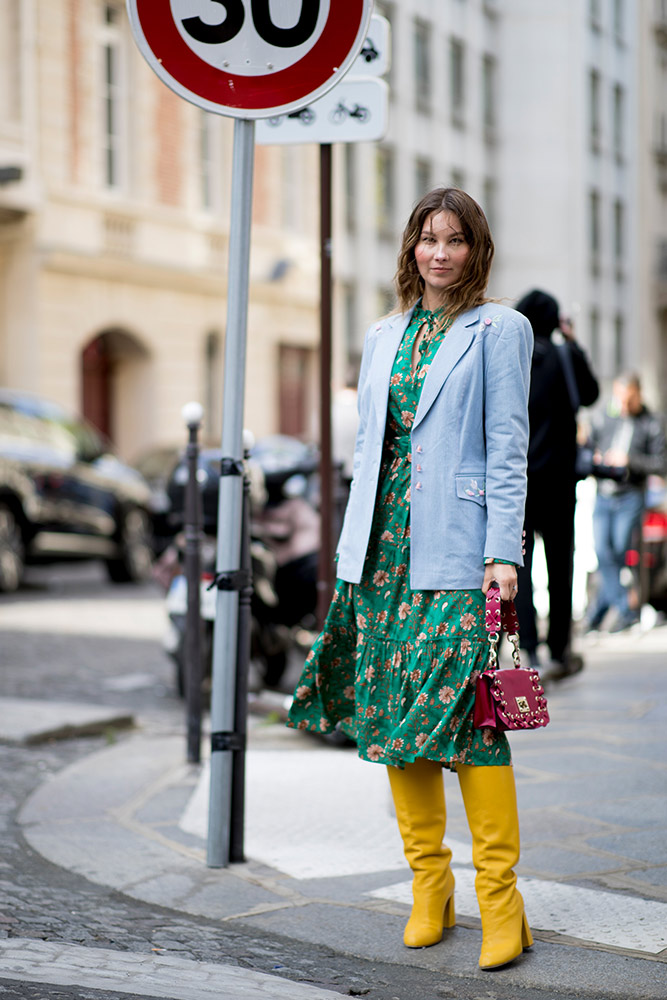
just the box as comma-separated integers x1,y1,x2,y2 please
421,291,448,312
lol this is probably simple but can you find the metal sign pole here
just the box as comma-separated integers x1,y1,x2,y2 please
207,117,255,869
317,143,334,628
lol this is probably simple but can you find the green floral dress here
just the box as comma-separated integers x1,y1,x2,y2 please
287,305,511,770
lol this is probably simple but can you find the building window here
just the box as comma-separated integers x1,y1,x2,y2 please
613,0,624,41
612,83,624,161
376,146,395,238
415,157,432,201
451,167,466,190
414,19,432,114
482,178,496,233
482,54,497,134
589,308,601,369
204,331,222,441
100,5,127,190
613,198,624,263
278,345,312,438
589,189,601,268
450,38,466,127
0,1,21,124
343,144,356,231
613,314,624,373
589,0,602,31
589,69,601,153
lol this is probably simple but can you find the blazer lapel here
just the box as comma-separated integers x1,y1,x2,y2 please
413,306,481,429
369,309,414,430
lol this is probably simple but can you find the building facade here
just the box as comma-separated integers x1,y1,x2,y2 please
0,0,664,465
0,0,321,460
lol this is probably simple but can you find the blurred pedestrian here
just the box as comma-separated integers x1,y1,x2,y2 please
514,290,599,676
584,374,666,632
288,188,534,970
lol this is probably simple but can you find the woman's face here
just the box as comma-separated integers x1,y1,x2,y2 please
413,211,471,308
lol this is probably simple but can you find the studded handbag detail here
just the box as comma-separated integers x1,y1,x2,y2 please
473,584,550,731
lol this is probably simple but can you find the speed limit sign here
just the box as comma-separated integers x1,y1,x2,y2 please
127,1,374,118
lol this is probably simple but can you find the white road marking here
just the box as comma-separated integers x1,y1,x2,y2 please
370,871,667,955
181,750,667,955
0,938,342,1000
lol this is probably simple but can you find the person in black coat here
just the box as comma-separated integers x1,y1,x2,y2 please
514,290,599,675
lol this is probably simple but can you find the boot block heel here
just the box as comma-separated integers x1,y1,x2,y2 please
443,892,456,929
521,911,533,949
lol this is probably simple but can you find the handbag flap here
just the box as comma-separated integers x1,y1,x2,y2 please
485,667,549,728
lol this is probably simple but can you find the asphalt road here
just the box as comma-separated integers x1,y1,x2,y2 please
0,562,662,1000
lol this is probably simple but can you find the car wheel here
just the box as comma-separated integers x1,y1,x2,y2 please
105,507,154,583
0,502,25,593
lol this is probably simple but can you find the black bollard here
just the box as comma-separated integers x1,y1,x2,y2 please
182,402,204,764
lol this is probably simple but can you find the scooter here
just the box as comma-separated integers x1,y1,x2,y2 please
159,435,320,697
162,522,317,697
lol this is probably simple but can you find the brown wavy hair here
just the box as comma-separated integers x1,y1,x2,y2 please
394,188,495,322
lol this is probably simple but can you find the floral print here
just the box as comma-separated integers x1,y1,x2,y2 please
287,304,511,771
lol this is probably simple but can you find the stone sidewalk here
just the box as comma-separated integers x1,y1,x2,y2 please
10,626,667,999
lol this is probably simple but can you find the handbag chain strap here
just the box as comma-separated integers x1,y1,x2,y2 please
484,583,521,670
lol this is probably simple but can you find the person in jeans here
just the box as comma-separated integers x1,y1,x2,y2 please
585,374,666,632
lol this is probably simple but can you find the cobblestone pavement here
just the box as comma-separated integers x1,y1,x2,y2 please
0,563,665,1000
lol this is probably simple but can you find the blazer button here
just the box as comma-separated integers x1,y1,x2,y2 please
416,481,422,490
416,464,422,472
416,445,423,453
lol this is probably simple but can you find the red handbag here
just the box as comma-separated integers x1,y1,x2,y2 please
473,584,550,731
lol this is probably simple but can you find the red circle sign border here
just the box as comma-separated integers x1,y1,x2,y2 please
132,1,370,117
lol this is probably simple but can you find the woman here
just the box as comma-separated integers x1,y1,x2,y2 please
287,188,533,970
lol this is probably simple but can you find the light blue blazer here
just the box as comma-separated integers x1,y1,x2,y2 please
336,302,533,590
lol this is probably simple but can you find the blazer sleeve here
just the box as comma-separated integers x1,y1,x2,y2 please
482,313,533,564
350,323,380,486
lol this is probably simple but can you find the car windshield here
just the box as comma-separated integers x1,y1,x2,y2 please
0,395,106,463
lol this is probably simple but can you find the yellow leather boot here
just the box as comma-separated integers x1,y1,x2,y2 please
387,756,455,948
457,763,533,969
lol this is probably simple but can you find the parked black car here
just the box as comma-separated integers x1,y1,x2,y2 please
0,389,154,591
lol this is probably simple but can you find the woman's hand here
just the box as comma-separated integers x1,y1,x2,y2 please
482,562,518,602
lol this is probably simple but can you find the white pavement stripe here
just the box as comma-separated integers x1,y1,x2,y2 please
370,870,667,955
0,939,343,1000
180,751,474,878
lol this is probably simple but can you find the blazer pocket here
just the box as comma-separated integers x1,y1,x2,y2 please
455,474,487,506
